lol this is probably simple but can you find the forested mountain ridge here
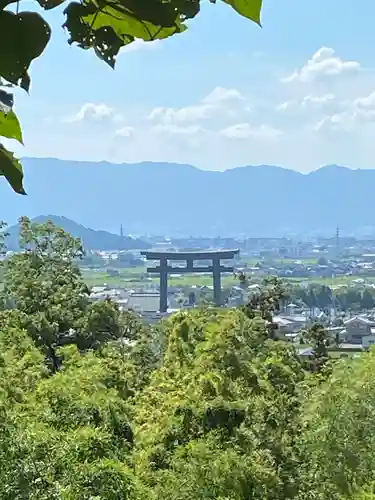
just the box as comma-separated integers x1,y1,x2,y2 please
5,215,150,250
1,158,373,236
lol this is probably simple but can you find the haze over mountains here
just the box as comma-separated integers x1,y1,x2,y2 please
6,216,150,251
2,157,374,237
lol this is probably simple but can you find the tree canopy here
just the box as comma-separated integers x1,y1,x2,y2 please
0,0,263,194
2,218,375,498
0,217,143,370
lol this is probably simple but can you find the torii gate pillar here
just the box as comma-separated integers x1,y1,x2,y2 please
159,256,168,313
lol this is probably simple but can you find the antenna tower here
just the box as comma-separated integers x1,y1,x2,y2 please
336,224,340,255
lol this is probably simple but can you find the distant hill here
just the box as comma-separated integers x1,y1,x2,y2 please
1,158,375,237
6,215,151,251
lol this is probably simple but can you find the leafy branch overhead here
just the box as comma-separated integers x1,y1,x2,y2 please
63,0,262,67
0,0,262,194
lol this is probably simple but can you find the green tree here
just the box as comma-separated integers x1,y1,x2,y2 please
1,217,89,362
73,298,127,350
81,251,104,269
6,223,375,499
361,288,375,310
0,220,8,254
297,349,375,500
317,256,329,266
0,338,148,499
304,322,330,373
350,484,375,500
0,0,263,194
237,270,249,289
314,284,333,310
4,279,375,498
307,286,318,311
133,308,305,499
0,217,136,369
336,288,362,312
242,276,289,339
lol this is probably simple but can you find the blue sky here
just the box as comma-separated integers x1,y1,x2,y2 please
9,0,375,171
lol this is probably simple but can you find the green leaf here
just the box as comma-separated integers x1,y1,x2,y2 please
0,0,17,10
63,0,187,68
0,110,23,144
0,145,26,194
85,6,186,41
174,0,200,19
224,0,262,25
63,3,129,68
37,0,66,10
0,11,51,91
0,89,13,114
106,0,185,28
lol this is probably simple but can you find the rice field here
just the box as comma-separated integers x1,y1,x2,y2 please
80,267,239,288
80,266,375,290
0,266,365,292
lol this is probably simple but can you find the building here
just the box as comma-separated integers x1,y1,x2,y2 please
127,292,162,314
343,316,375,344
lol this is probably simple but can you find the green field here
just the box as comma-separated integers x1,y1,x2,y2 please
81,256,335,289
81,267,239,288
81,266,375,290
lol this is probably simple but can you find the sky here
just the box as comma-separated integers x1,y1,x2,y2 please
9,0,375,172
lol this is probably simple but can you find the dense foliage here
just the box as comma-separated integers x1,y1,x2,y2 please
0,0,262,194
2,218,375,498
290,282,375,313
0,218,144,369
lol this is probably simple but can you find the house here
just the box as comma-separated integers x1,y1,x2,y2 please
285,303,298,315
90,287,127,302
273,316,295,334
343,316,375,344
91,286,108,294
299,343,364,359
273,314,308,340
283,314,309,331
127,292,162,313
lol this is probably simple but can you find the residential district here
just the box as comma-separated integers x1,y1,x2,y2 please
41,230,375,358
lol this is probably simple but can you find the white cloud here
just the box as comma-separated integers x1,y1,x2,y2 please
152,124,205,135
313,112,350,132
115,126,135,137
352,91,375,121
119,39,162,54
47,48,375,172
354,92,375,110
202,87,244,104
148,104,211,124
276,101,293,111
113,114,125,123
148,86,245,125
65,103,114,123
276,94,336,111
313,89,375,132
220,123,282,140
282,47,360,83
303,94,336,105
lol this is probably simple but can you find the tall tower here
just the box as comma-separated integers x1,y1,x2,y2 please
120,224,124,238
335,224,340,256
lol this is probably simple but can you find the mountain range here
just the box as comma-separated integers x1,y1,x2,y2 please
2,157,375,237
5,215,150,251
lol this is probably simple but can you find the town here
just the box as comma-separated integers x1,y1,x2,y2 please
51,230,375,357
